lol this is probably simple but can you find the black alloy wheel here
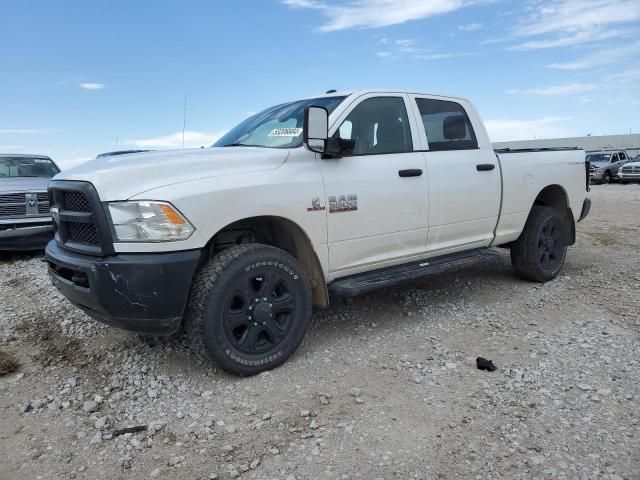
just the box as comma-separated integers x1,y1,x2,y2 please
536,217,565,275
511,206,568,282
223,269,297,355
186,243,312,376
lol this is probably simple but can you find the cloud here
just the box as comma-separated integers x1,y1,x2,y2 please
78,83,106,90
0,145,27,151
510,27,634,50
485,116,573,142
506,83,598,96
459,22,483,31
606,67,640,83
546,41,640,69
281,0,476,31
130,130,227,149
413,52,471,60
395,38,418,47
374,34,469,61
510,0,640,50
0,128,52,134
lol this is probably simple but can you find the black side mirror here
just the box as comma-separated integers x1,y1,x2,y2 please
303,106,329,154
325,137,356,157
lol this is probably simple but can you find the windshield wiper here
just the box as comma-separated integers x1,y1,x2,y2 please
220,143,261,147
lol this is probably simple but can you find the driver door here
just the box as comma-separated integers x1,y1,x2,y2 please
316,94,429,275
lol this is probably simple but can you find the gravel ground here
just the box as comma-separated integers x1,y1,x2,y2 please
1,184,639,480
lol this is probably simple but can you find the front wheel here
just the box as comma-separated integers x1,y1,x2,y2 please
185,243,312,376
510,206,568,282
603,171,612,184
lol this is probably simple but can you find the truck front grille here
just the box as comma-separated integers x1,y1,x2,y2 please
0,192,50,218
621,165,640,174
48,182,114,256
64,191,91,212
68,221,100,245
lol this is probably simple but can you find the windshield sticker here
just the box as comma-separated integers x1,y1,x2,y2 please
268,128,303,137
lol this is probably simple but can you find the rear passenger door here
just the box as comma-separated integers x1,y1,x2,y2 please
409,95,501,253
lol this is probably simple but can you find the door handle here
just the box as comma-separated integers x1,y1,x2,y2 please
398,169,423,177
476,164,495,171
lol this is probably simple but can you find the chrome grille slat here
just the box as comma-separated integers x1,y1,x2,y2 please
0,191,49,218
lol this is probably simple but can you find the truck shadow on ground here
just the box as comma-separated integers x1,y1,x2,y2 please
0,250,44,263
132,254,524,379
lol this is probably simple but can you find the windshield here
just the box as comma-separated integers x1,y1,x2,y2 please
0,157,59,178
214,96,347,149
586,153,612,163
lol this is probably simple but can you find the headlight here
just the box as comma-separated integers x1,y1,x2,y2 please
107,201,194,242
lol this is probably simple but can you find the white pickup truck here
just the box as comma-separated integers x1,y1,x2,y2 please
45,90,591,375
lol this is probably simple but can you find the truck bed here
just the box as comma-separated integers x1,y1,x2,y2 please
491,147,587,247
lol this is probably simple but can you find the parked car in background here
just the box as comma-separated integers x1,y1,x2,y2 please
0,154,60,250
96,150,151,159
587,150,630,184
45,89,590,375
618,155,640,184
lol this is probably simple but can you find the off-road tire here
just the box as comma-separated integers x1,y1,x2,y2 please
185,243,312,376
510,206,568,283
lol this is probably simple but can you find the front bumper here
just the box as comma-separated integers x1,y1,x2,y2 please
45,240,201,335
0,222,53,251
619,174,640,182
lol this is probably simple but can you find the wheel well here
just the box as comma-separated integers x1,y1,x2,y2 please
533,185,575,245
203,216,329,307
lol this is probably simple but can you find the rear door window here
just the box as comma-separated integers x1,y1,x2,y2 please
415,98,478,151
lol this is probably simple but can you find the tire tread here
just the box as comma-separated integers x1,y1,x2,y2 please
510,206,567,283
184,243,311,376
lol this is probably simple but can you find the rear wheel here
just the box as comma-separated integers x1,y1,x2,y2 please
511,206,568,282
185,243,312,376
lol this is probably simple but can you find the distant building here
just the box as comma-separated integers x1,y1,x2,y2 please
493,133,640,157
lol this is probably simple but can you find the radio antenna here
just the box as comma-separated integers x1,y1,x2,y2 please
182,89,189,149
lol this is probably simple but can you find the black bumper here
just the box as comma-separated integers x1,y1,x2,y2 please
0,230,53,251
0,223,54,251
578,198,591,222
45,241,201,335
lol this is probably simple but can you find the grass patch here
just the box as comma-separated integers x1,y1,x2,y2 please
0,349,19,377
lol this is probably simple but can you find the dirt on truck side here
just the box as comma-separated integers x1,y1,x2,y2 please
1,184,639,480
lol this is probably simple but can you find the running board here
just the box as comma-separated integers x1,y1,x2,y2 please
328,249,500,297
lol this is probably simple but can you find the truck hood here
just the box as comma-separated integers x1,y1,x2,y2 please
54,147,289,201
621,161,640,168
0,177,51,193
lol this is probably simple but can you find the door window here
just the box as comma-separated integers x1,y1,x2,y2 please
611,154,619,163
415,98,478,151
336,97,412,155
619,152,626,160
